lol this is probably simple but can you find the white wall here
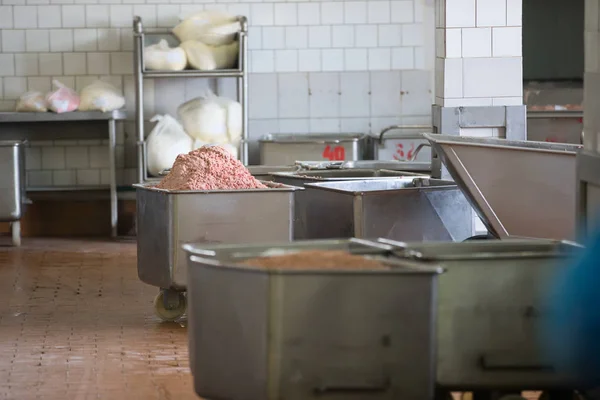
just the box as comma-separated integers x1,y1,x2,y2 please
0,0,435,187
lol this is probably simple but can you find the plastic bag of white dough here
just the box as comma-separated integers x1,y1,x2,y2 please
16,92,48,112
216,97,242,144
173,10,241,46
79,81,125,112
147,114,193,177
46,80,80,113
180,40,238,71
144,40,187,71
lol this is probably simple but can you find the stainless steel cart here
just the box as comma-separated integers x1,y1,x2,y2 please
133,15,249,183
425,134,581,241
134,181,301,321
183,239,443,400
0,141,26,246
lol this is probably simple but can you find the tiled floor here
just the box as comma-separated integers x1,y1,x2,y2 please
0,238,196,400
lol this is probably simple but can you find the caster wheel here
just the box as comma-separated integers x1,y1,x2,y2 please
11,221,21,247
153,290,186,321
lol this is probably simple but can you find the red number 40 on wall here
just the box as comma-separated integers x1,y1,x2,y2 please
322,145,346,161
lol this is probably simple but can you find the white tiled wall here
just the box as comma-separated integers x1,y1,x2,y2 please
0,0,435,187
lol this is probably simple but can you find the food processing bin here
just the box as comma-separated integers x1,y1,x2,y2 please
0,141,27,247
259,133,368,165
183,239,443,400
134,181,302,321
302,177,472,242
272,169,428,239
247,165,299,181
379,238,584,396
424,133,581,241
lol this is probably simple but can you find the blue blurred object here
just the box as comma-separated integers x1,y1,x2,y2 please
542,227,600,388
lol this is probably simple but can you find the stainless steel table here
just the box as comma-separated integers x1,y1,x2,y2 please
0,110,127,237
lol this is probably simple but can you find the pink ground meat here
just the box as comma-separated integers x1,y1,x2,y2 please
155,146,268,191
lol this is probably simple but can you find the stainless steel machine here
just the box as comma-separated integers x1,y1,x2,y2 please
0,141,27,246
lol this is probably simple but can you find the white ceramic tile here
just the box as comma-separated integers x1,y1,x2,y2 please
345,48,368,71
16,54,39,77
0,6,13,29
414,47,426,69
378,24,402,47
63,53,86,75
492,96,522,106
74,28,97,51
248,26,262,50
298,49,321,72
278,73,309,118
355,25,377,47
322,48,344,71
49,29,73,52
152,78,184,117
96,28,120,51
445,0,476,28
110,52,132,74
442,58,463,98
476,0,506,27
399,70,432,115
309,118,341,133
2,30,26,52
26,30,49,52
250,50,275,73
463,57,522,98
42,146,65,169
444,28,462,57
492,26,521,57
391,1,414,23
392,47,415,69
28,77,52,94
332,25,355,48
39,53,63,76
414,0,425,23
370,71,401,117
76,169,100,186
402,23,423,46
368,48,391,70
340,117,370,133
62,5,85,28
249,73,278,119
133,5,156,27
278,119,309,134
53,170,76,186
4,77,27,99
110,5,132,28
275,3,297,26
89,146,109,168
28,171,53,187
285,26,308,49
14,6,38,28
309,72,340,118
37,5,61,28
86,5,110,28
368,1,390,24
75,76,98,92
461,27,491,57
298,3,320,26
25,147,41,170
344,1,367,24
262,27,285,49
156,5,179,28
340,71,370,117
308,26,331,48
226,4,250,19
275,49,298,72
251,3,274,26
321,2,343,25
506,0,522,26
87,52,110,75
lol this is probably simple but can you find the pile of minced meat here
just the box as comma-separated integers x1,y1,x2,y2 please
156,145,267,191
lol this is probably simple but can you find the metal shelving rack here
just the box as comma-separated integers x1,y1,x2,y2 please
132,15,249,183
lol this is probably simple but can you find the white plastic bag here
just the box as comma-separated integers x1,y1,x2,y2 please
177,89,242,144
180,40,238,71
144,39,187,71
147,114,193,177
16,92,48,112
46,80,80,113
173,10,241,46
79,81,125,112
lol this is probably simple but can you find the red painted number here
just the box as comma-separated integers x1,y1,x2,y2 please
393,143,415,161
322,145,346,161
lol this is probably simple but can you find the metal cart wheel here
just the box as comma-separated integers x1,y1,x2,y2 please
153,289,186,322
11,221,21,247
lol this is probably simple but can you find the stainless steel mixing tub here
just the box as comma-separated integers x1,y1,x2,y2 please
0,140,27,246
379,238,583,392
134,181,302,321
183,239,443,400
424,134,581,241
302,178,472,242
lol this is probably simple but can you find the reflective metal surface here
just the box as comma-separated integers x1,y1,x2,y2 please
374,125,433,164
425,134,581,241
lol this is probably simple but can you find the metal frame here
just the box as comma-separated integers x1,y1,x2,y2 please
0,110,126,238
576,150,600,241
133,15,249,184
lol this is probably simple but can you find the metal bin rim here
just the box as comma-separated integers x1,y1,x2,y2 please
132,180,303,194
259,133,367,144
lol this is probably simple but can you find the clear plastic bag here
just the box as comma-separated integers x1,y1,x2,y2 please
147,114,193,177
173,10,241,46
144,39,187,71
16,92,48,112
46,80,80,113
180,40,238,71
79,81,125,112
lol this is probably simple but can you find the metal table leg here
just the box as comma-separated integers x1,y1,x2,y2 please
108,119,118,238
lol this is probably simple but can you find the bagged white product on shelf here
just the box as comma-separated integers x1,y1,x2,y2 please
79,81,125,112
46,80,80,113
173,10,241,46
144,39,187,71
147,114,193,177
180,40,239,71
177,89,242,144
16,92,48,112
